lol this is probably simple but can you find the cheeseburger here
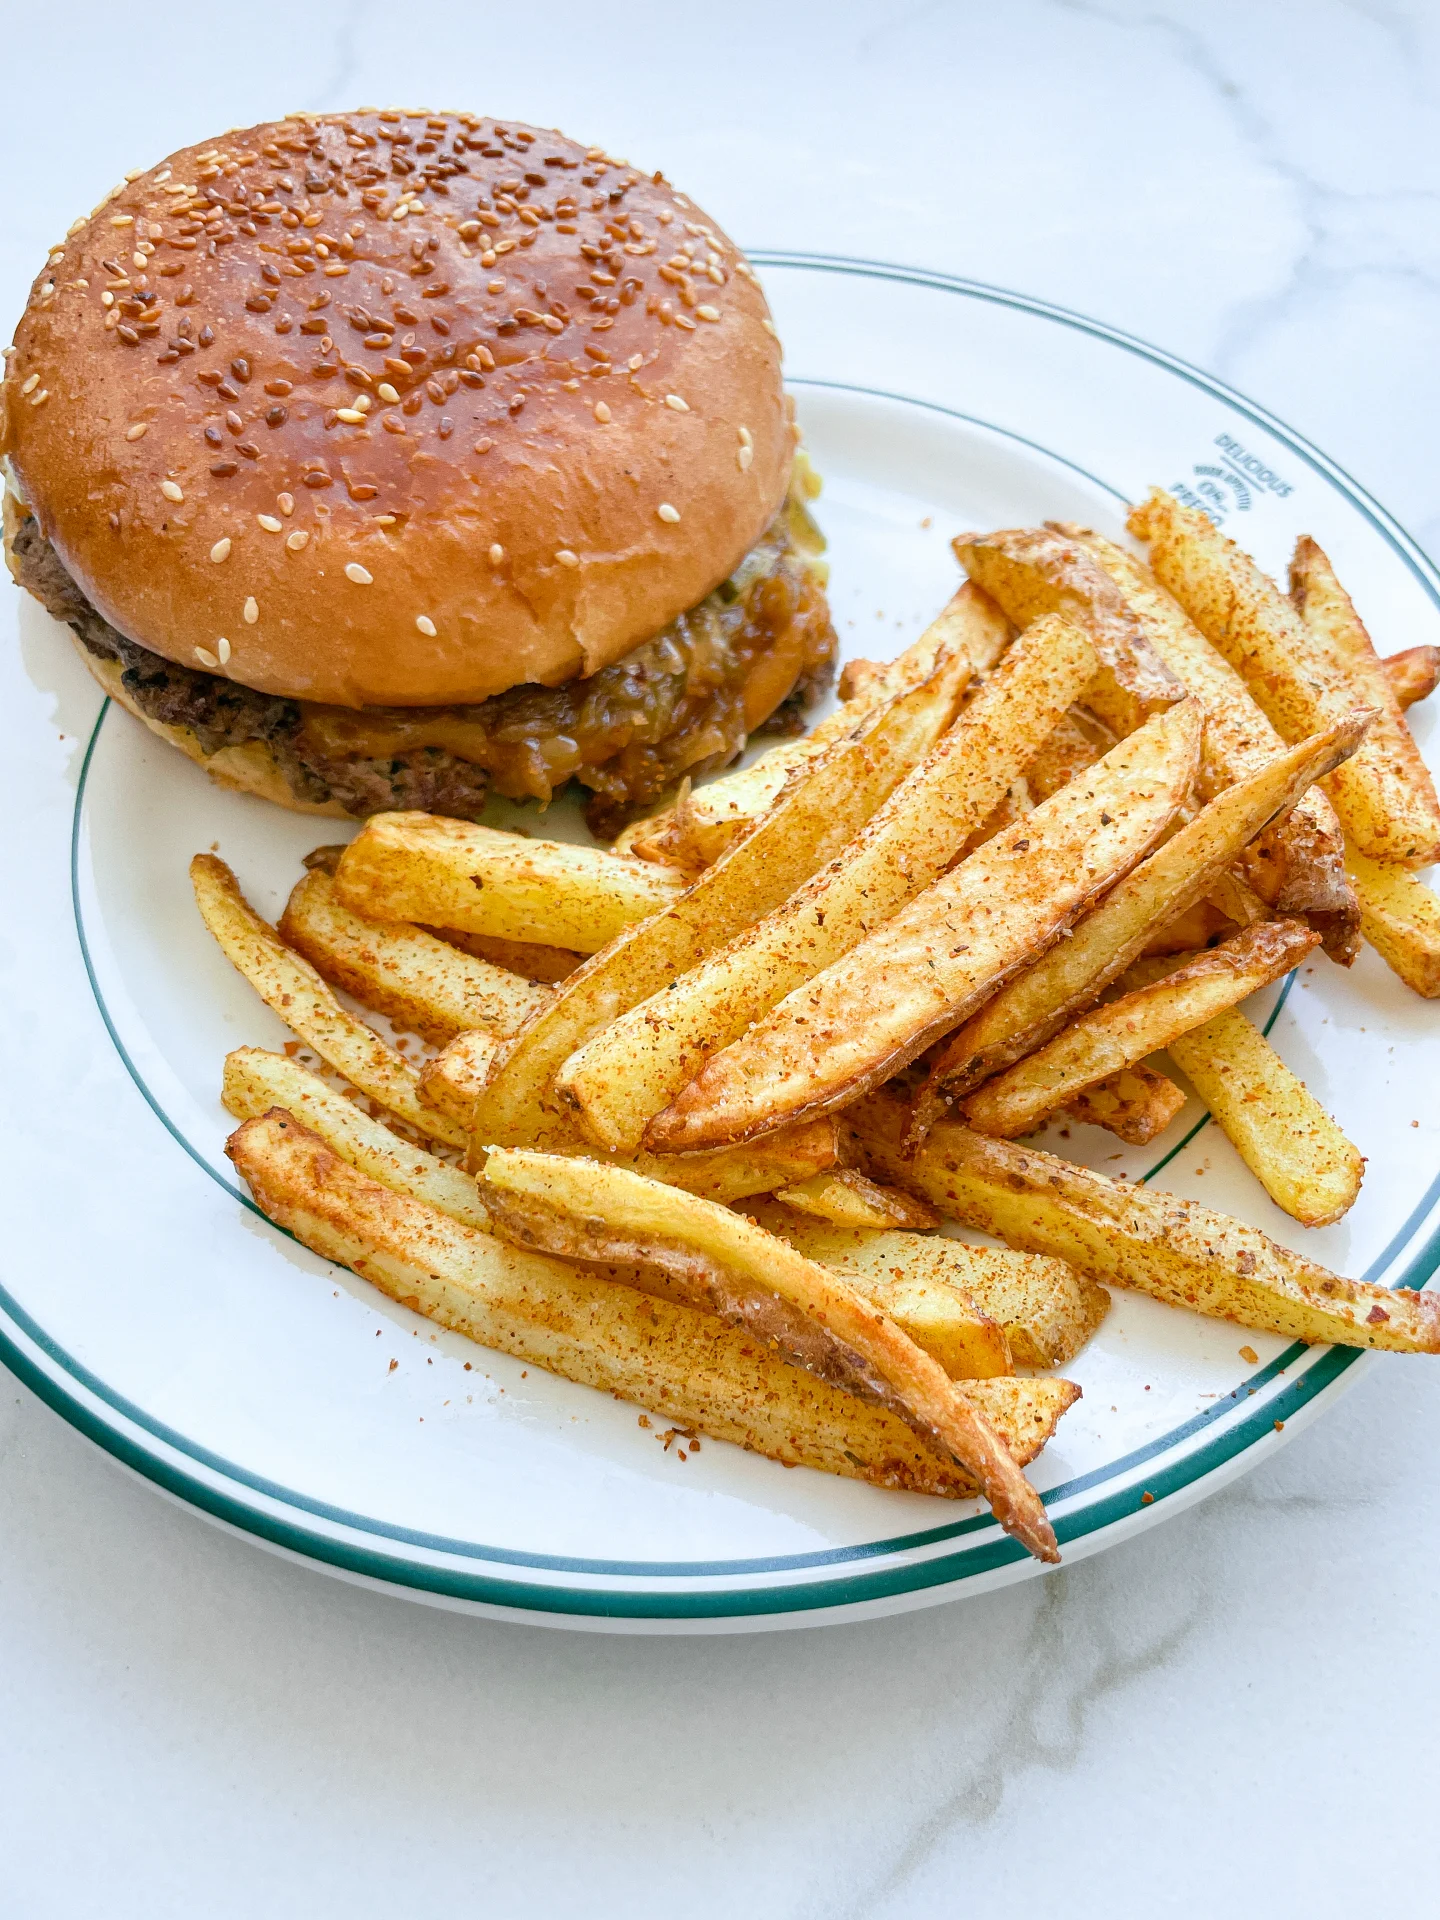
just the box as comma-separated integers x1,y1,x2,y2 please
1,112,835,834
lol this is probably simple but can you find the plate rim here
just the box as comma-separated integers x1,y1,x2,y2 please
7,253,1437,1622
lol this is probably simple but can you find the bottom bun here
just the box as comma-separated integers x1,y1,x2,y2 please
72,637,349,818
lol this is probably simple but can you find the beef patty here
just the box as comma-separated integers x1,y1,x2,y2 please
7,491,836,836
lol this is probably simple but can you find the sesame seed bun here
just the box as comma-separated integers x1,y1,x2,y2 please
1,111,792,709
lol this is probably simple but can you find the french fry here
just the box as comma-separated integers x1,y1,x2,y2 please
1129,491,1440,871
1346,845,1440,998
1025,706,1116,802
855,1088,1440,1352
279,868,550,1045
915,715,1369,1123
228,1108,1077,1498
1383,645,1440,711
962,920,1319,1140
470,648,973,1153
1065,1064,1187,1145
425,928,584,983
773,1169,941,1232
1142,897,1238,957
750,1205,1108,1369
190,855,467,1149
1289,535,1440,866
746,1204,1010,1378
1154,1003,1364,1227
558,615,1098,1151
628,583,1011,870
1061,523,1359,957
648,702,1203,1153
954,527,1185,735
477,1149,1060,1559
333,813,689,952
222,1047,492,1229
422,1027,842,1203
960,778,1033,856
418,1027,501,1120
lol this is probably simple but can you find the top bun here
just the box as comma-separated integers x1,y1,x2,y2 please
1,112,792,708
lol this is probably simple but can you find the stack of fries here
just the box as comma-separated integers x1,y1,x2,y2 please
198,489,1440,1566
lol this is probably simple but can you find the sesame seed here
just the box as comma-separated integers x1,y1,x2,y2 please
21,374,39,395
345,563,373,584
377,383,401,404
194,646,219,669
217,637,232,666
110,215,134,228
696,305,720,322
243,597,259,624
628,355,643,370
488,543,504,564
738,425,752,446
594,401,611,423
210,538,232,563
664,394,688,412
416,615,437,637
336,407,366,424
286,530,310,552
762,319,779,339
555,549,579,568
277,492,296,516
475,437,493,455
122,421,150,442
258,514,283,533
161,481,184,503
28,391,48,408
737,445,753,471
656,503,681,523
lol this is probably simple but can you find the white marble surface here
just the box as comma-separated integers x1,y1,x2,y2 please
3,3,1438,1912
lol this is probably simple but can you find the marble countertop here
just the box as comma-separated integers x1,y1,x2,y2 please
3,4,1437,1913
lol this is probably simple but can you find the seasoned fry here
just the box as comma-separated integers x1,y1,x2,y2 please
745,1205,1010,1378
279,868,550,1045
228,1109,1077,1499
1130,491,1440,871
1061,522,1358,956
962,920,1319,1140
1141,897,1238,956
418,1026,501,1119
916,714,1368,1123
649,702,1202,1152
856,1088,1440,1351
470,648,972,1153
954,526,1184,735
333,813,688,951
629,584,1007,871
422,1027,842,1202
477,1149,1060,1560
1065,1064,1187,1145
222,1047,492,1230
425,928,584,983
559,615,1097,1151
751,1206,1108,1369
1289,535,1440,866
1383,645,1440,711
773,1169,941,1232
1025,706,1116,802
1346,845,1440,998
1155,1003,1364,1226
960,779,1033,856
190,855,467,1149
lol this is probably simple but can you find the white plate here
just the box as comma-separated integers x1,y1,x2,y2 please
3,256,1437,1632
